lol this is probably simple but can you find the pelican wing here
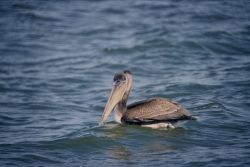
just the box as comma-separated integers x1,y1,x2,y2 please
121,98,191,124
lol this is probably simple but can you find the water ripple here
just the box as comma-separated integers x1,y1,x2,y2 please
1,0,250,166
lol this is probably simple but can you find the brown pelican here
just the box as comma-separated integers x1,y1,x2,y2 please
99,70,194,128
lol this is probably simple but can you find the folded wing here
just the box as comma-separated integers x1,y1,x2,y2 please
121,98,191,124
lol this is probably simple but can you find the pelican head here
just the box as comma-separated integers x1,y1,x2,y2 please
99,70,132,126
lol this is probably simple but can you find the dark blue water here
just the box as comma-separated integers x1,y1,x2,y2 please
1,0,250,166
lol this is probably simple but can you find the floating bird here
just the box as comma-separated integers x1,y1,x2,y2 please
99,70,195,128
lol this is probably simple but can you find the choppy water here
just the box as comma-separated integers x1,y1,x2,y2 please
1,0,250,166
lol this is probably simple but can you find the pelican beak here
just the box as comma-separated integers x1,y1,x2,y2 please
99,82,127,126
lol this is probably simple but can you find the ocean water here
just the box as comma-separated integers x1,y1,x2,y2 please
0,0,250,166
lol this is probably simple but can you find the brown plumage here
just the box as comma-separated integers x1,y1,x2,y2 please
99,70,194,127
122,98,191,125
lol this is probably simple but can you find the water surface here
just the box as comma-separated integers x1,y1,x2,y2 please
0,0,250,166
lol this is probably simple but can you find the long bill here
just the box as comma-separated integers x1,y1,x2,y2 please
99,84,126,126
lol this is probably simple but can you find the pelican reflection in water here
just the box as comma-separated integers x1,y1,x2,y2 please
100,70,195,129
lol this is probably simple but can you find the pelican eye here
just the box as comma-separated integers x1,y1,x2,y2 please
113,74,126,86
113,73,126,82
113,79,126,86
